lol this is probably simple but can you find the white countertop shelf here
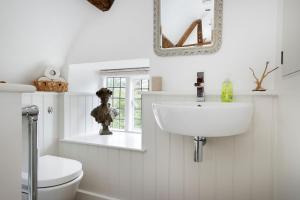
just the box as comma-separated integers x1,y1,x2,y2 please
0,83,36,93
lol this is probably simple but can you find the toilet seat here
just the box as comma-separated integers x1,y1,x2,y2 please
22,155,82,188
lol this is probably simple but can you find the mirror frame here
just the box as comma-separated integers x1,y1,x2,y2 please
154,0,223,56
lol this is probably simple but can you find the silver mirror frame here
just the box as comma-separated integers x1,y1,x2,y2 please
154,0,223,56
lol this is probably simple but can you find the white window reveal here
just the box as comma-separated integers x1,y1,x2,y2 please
101,67,150,133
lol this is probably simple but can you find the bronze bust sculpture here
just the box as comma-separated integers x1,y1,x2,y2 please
91,88,119,135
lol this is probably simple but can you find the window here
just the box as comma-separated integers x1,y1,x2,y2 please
106,77,127,129
105,76,149,132
133,79,149,130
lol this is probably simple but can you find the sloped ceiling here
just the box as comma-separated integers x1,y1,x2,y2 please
0,0,94,84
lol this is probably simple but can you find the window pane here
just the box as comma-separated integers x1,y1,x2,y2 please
134,100,141,110
113,88,120,97
133,78,149,130
107,78,114,87
134,80,141,88
134,110,141,119
119,109,125,119
112,99,119,108
134,89,141,99
120,88,126,98
121,78,127,87
134,119,142,129
119,120,125,129
113,78,121,87
120,99,126,110
106,77,127,131
142,79,149,89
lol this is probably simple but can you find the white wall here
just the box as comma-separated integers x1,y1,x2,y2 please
275,74,300,200
66,0,279,94
60,93,277,200
68,58,150,93
0,0,93,84
273,0,300,199
0,93,23,200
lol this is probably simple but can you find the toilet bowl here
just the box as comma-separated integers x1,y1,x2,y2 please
22,155,83,200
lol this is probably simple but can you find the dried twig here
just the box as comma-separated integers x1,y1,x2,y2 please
249,67,259,81
249,61,279,91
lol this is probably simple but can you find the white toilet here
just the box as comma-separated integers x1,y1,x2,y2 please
22,155,83,200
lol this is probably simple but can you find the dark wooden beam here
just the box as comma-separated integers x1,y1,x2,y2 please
162,34,175,48
87,0,115,12
176,19,203,47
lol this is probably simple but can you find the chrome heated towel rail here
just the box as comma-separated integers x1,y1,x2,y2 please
22,105,39,200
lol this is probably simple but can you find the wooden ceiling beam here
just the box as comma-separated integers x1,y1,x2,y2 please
87,0,115,12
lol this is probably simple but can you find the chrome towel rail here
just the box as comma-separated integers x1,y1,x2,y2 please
22,105,39,200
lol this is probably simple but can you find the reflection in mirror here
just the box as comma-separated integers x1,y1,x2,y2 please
154,0,223,56
161,0,214,48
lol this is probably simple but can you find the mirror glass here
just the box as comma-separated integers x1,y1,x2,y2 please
154,0,223,56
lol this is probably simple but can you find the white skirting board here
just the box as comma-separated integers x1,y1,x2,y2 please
76,189,120,200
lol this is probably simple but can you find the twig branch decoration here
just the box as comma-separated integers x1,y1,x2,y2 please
249,61,279,91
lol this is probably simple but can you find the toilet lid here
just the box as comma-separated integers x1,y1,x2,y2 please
22,155,82,188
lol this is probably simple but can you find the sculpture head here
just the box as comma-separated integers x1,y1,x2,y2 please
96,88,113,104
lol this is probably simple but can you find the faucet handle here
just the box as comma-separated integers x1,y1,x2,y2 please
194,82,204,88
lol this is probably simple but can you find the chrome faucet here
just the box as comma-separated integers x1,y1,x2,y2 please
194,72,205,102
193,72,206,162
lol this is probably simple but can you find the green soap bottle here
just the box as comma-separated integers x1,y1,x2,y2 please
221,79,233,102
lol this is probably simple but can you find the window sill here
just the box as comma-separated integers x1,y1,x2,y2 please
60,132,145,152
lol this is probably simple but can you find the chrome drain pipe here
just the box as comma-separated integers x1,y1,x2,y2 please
194,137,207,162
22,105,39,200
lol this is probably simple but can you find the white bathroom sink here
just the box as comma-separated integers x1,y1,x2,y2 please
152,102,253,137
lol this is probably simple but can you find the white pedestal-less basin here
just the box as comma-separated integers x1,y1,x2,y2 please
152,102,253,137
152,101,253,162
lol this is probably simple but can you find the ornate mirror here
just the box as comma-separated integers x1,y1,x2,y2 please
154,0,223,56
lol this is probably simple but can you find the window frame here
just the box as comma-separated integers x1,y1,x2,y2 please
103,75,149,133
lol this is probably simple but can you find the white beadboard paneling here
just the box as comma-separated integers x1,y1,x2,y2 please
199,138,216,200
252,97,274,200
119,151,132,200
96,147,109,195
78,96,86,134
155,127,170,200
92,95,100,132
58,94,276,200
214,137,234,200
31,94,44,155
130,152,144,200
22,92,59,156
169,134,184,200
70,95,79,137
183,136,199,200
107,149,120,198
142,95,157,200
43,94,58,155
22,93,32,105
85,96,94,133
62,94,71,138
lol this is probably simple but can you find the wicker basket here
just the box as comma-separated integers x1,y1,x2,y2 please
33,80,68,92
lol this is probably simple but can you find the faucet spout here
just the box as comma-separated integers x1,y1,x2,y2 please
194,72,205,102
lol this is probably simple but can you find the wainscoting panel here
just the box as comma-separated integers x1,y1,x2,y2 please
62,93,100,138
59,93,277,200
22,92,58,156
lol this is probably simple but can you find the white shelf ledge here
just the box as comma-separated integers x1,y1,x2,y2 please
60,132,145,152
0,83,36,93
142,90,278,96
